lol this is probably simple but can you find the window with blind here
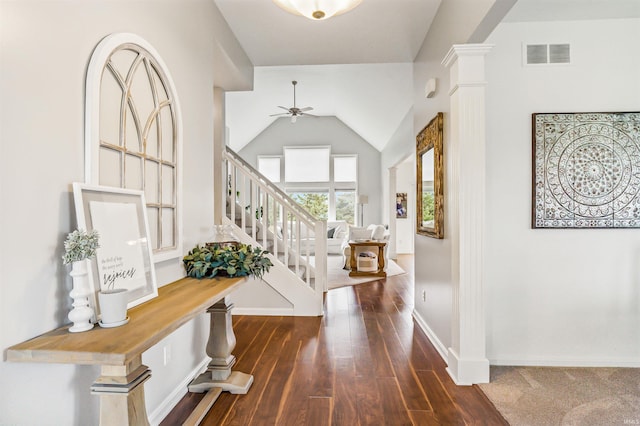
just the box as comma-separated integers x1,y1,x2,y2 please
258,147,357,224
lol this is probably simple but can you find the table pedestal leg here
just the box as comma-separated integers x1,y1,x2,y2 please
91,355,151,426
189,299,253,394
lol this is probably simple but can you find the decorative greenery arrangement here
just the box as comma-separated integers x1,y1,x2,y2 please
62,229,100,265
183,243,273,280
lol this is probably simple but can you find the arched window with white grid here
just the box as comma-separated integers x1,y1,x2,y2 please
85,33,182,262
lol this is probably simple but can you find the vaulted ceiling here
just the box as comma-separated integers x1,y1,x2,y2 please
215,0,442,152
215,0,640,152
224,64,414,152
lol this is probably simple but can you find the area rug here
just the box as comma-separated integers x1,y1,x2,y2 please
326,254,405,290
478,366,640,426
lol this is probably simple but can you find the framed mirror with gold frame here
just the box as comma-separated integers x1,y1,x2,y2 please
416,112,444,239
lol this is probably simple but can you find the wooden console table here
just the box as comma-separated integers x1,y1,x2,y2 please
7,276,251,426
348,240,387,278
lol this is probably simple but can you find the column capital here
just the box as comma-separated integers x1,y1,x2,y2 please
442,44,494,68
442,44,494,96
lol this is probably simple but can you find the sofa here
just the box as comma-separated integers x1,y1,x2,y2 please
341,224,390,270
326,220,349,254
289,220,348,254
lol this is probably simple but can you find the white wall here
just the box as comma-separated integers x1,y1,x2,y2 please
381,108,414,258
484,18,640,366
229,277,293,315
382,56,453,347
0,1,251,424
410,58,454,353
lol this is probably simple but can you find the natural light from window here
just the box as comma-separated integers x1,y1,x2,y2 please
334,156,357,182
258,157,281,182
290,191,329,220
284,147,330,182
258,147,358,224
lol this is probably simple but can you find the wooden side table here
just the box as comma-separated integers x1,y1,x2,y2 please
348,240,387,278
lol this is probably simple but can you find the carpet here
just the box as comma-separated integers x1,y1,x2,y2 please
478,366,640,426
326,254,405,290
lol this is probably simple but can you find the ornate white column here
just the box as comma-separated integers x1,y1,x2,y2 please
442,44,492,385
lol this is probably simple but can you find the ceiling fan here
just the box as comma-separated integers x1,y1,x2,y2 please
270,80,316,123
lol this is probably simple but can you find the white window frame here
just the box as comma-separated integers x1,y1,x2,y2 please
257,155,282,183
331,154,358,222
84,33,183,263
279,147,357,222
284,145,331,183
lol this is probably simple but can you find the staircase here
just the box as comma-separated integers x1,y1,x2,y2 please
223,147,326,316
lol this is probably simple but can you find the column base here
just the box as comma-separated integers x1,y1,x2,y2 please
446,348,490,385
188,370,254,394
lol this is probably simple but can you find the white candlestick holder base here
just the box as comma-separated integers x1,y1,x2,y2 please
68,260,95,333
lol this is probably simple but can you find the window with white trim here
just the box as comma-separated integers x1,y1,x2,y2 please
284,146,330,182
274,147,357,224
257,156,281,183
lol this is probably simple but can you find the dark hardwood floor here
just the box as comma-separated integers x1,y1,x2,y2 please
161,255,508,425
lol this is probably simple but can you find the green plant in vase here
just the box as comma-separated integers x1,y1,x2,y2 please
183,243,273,280
62,229,100,264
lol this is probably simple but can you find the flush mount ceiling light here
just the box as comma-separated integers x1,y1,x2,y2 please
273,0,362,21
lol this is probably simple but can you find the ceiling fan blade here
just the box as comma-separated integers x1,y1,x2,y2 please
277,106,290,111
300,112,318,117
299,107,313,112
269,112,290,117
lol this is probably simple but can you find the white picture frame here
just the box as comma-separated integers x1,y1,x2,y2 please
72,183,158,319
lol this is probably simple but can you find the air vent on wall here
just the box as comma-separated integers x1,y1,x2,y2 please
525,43,571,65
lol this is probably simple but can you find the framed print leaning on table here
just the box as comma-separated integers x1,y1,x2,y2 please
72,183,158,319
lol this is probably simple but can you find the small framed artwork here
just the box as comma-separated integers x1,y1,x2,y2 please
72,183,158,319
396,193,408,218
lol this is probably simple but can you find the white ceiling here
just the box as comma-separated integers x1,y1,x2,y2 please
216,0,640,152
503,0,640,22
213,0,441,66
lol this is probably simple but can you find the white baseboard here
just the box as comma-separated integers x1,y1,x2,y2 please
490,357,640,368
411,309,448,364
148,357,210,426
231,307,294,316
